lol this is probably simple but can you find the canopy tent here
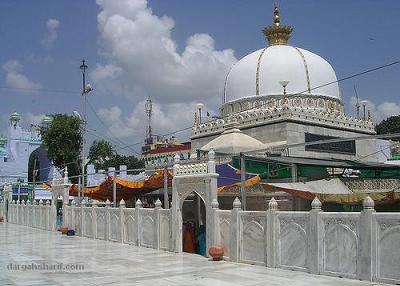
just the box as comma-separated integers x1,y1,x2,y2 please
200,122,267,154
263,178,400,204
69,170,172,201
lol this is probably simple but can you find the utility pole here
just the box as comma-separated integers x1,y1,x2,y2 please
163,165,169,209
79,59,92,203
32,158,37,202
240,153,246,211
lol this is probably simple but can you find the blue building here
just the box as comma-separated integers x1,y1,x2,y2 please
0,112,55,199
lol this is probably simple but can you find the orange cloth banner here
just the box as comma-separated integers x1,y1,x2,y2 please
69,170,172,201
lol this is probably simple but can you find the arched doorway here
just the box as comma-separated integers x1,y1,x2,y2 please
181,191,207,256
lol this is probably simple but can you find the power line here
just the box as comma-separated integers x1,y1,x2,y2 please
112,60,400,151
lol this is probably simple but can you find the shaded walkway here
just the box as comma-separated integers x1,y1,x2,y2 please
0,224,388,286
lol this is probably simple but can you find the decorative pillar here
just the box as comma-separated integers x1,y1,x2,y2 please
120,199,125,243
210,199,219,247
171,154,182,253
71,200,76,232
266,197,278,267
92,200,99,239
358,196,376,281
308,196,323,274
135,199,143,246
230,197,242,262
105,199,111,241
62,167,69,223
154,198,162,250
46,200,51,231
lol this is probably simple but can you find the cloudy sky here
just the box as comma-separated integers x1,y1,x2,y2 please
1,0,399,154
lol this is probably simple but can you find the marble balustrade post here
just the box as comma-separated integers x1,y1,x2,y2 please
230,197,242,262
135,199,143,246
120,199,126,243
266,198,278,267
210,199,220,247
46,200,51,231
154,199,162,250
71,201,76,232
92,200,98,239
50,199,57,231
16,200,20,225
80,201,85,235
105,199,111,241
357,196,376,281
308,197,323,274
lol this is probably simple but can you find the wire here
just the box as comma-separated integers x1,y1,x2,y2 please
86,99,139,154
109,60,400,151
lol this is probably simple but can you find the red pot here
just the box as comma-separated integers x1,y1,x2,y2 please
209,245,224,261
60,226,68,235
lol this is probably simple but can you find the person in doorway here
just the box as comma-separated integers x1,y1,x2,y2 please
183,222,196,253
197,224,206,256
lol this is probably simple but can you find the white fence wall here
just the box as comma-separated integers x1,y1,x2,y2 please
5,196,400,284
214,197,400,284
6,200,54,231
63,198,169,251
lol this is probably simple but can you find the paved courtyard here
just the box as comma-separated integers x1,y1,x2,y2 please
0,223,389,286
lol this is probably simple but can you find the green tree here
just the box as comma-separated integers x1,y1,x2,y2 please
40,114,82,180
87,139,144,172
88,140,114,170
375,115,400,136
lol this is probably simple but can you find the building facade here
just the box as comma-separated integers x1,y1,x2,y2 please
191,5,390,162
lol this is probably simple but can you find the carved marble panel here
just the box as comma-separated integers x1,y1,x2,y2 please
109,209,121,242
160,210,170,250
141,209,155,248
240,212,265,264
278,221,307,269
95,209,106,240
322,215,359,276
83,208,93,237
124,214,137,245
375,214,400,283
74,209,82,235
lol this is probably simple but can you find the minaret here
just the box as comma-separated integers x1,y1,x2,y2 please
9,111,21,129
262,2,293,45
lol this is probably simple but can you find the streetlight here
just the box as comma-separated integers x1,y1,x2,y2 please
196,103,204,124
360,100,368,121
79,59,93,203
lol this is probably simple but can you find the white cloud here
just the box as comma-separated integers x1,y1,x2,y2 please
2,60,42,91
92,0,236,140
349,96,400,123
41,18,60,49
97,100,194,144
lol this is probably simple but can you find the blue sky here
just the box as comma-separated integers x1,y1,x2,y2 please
1,0,399,154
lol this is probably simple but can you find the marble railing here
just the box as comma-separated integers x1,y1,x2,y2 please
215,197,400,284
192,106,375,139
6,199,55,231
63,198,170,250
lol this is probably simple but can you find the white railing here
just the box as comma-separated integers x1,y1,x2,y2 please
63,198,169,250
5,194,400,284
7,199,54,231
213,196,400,284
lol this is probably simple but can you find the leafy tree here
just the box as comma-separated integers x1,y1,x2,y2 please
375,115,400,136
88,140,114,170
40,114,82,180
87,139,144,172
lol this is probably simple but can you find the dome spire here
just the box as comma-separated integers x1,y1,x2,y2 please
262,2,293,45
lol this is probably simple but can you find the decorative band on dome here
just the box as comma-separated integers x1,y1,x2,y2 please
262,3,293,45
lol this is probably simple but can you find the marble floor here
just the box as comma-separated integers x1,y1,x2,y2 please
0,223,389,286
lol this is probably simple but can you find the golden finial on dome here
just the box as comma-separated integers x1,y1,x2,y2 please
262,2,293,45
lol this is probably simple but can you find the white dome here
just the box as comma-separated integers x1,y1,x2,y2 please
224,45,340,103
